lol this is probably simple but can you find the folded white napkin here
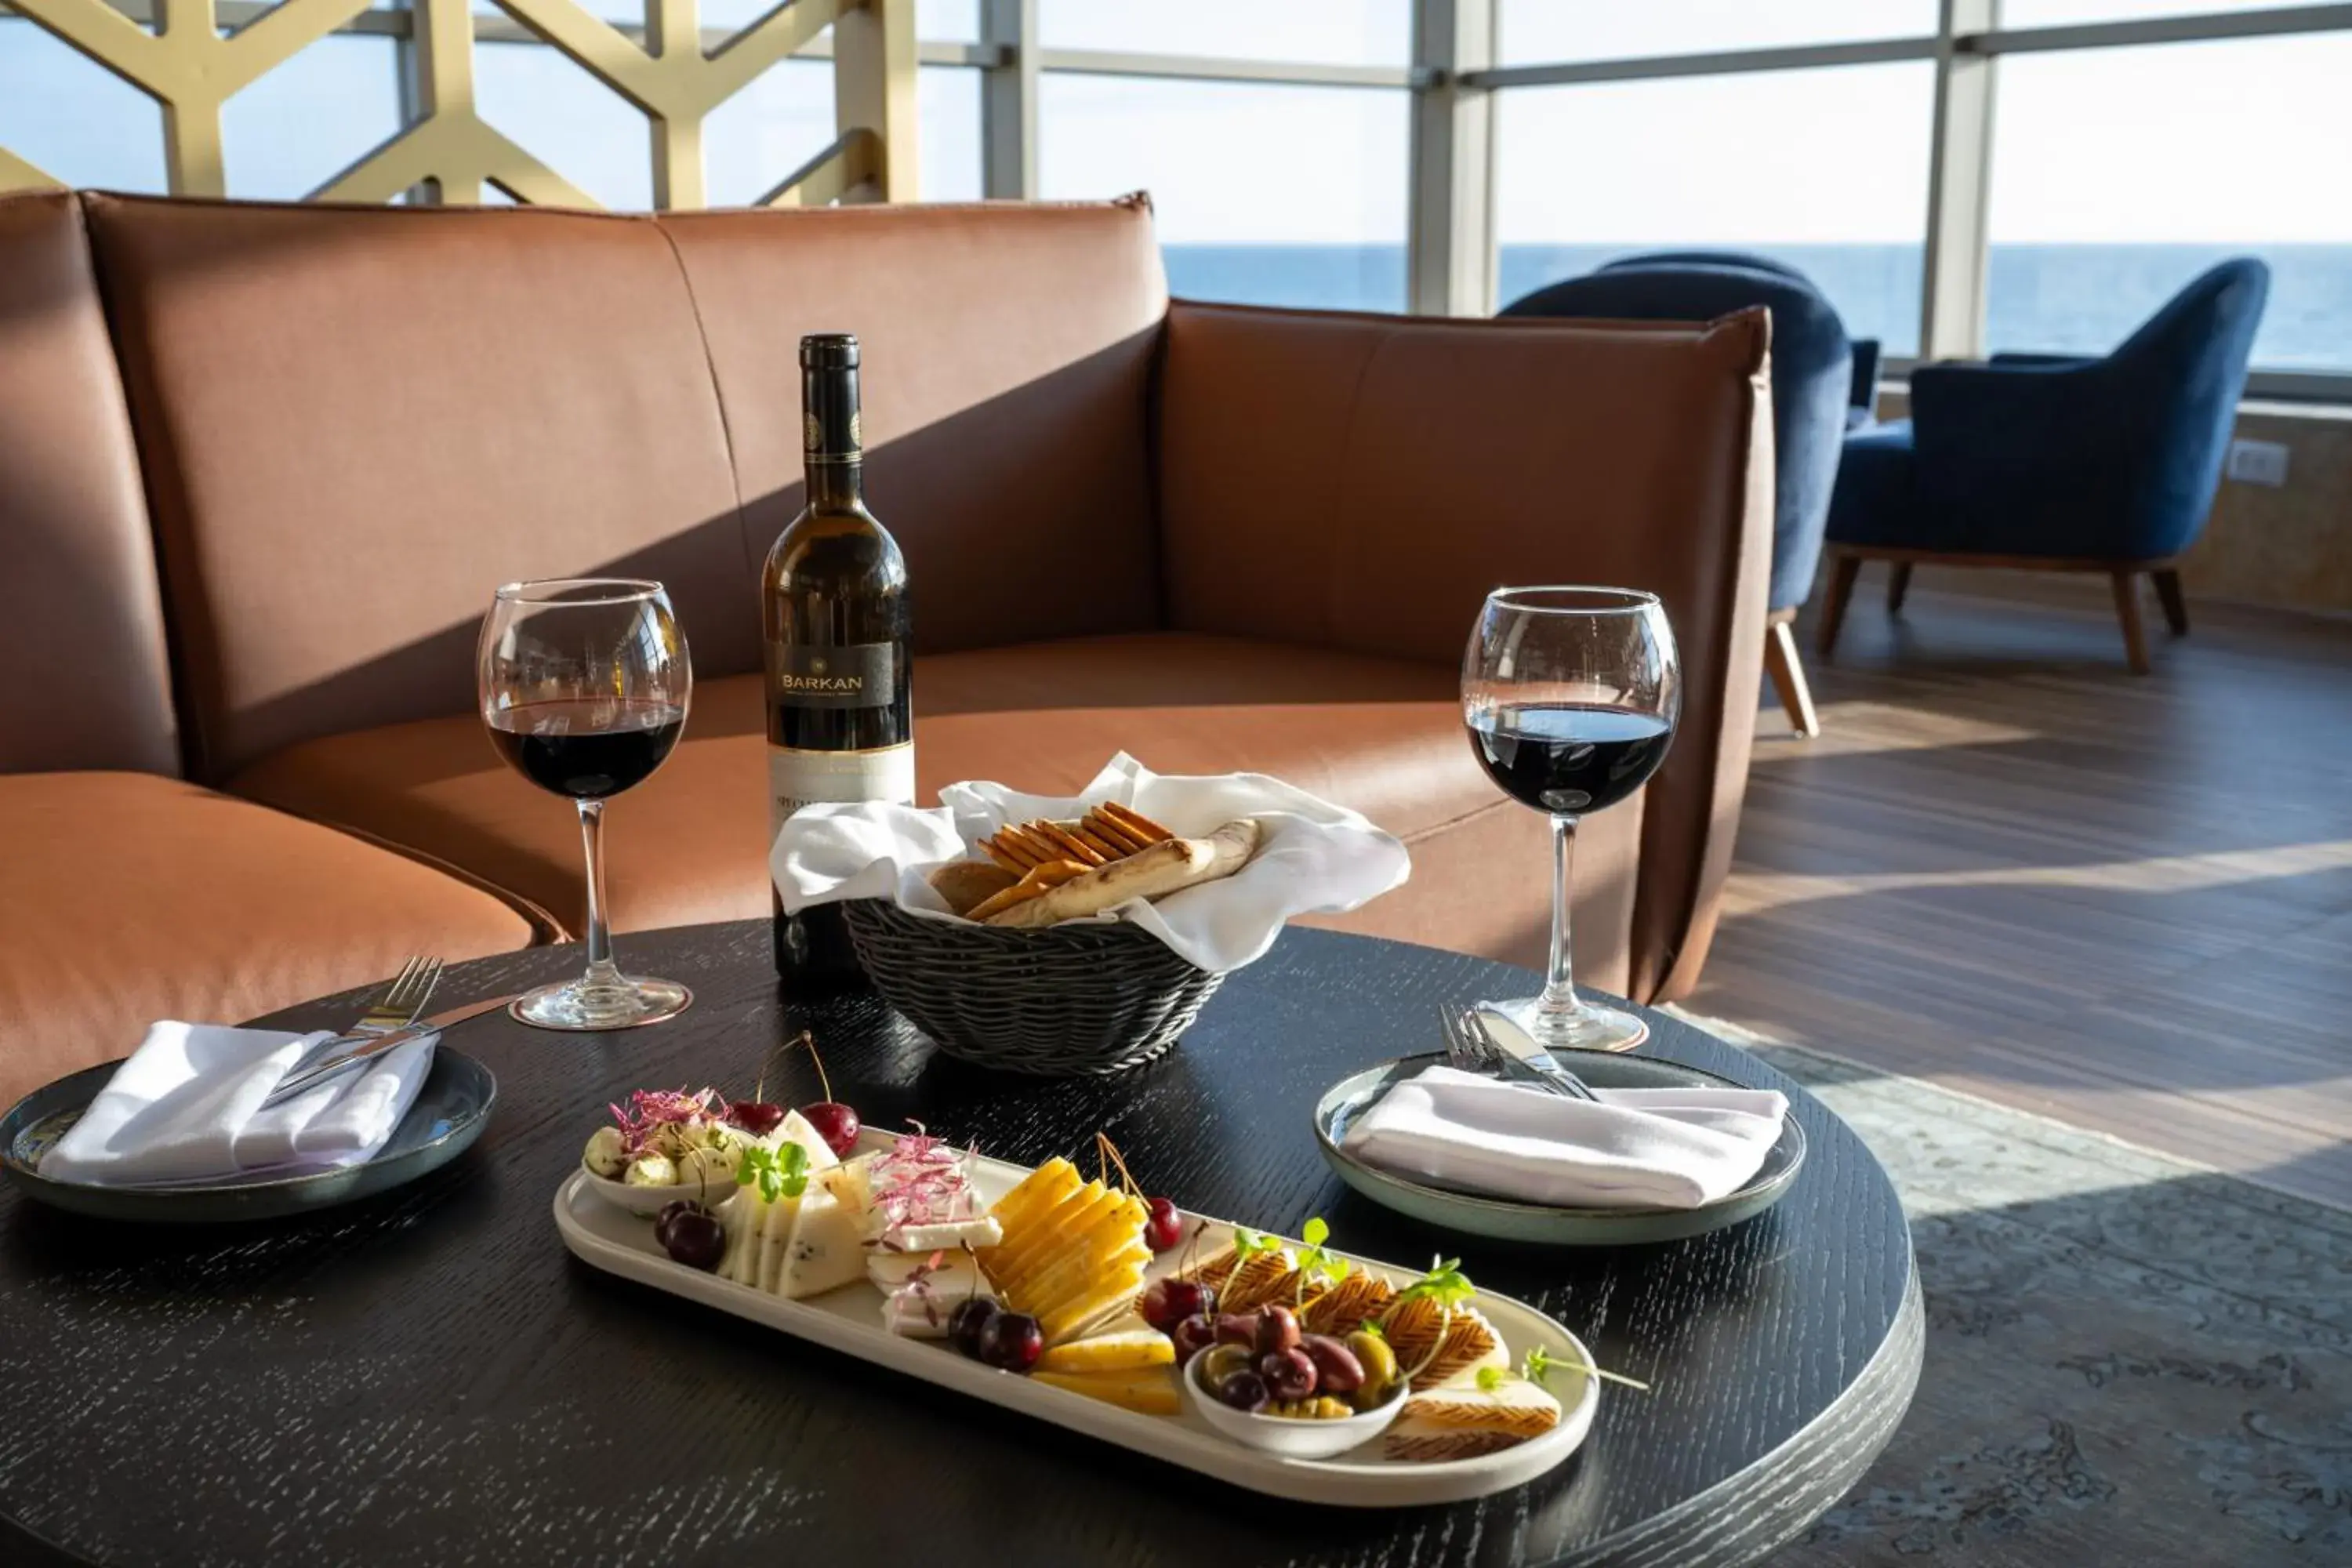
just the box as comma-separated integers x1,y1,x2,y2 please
38,1021,437,1187
771,752,1410,974
1341,1065,1788,1210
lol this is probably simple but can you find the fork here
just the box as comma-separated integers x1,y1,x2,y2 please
1439,1005,1600,1101
278,956,444,1082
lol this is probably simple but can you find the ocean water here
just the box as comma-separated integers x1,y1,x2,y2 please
1161,243,2352,372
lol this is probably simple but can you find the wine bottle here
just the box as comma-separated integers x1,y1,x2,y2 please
761,332,913,986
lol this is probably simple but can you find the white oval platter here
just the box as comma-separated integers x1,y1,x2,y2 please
552,1130,1600,1508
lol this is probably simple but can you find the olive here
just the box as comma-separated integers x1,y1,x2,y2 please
1214,1312,1260,1348
1254,1304,1301,1358
1258,1346,1317,1402
1215,1369,1271,1414
1195,1343,1253,1391
1300,1334,1365,1395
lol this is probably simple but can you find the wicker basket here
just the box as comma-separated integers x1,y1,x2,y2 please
840,898,1226,1076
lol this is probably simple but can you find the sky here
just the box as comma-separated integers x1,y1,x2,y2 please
2,0,2347,245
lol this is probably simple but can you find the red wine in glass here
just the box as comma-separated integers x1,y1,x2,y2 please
1468,705,1673,817
486,699,686,800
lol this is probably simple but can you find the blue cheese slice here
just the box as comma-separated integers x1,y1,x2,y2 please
877,1214,1002,1254
775,1167,868,1299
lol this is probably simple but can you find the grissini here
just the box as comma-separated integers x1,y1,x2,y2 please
966,858,1091,922
984,818,1263,928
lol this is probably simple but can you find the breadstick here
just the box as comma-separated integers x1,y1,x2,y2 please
985,833,1045,871
1027,821,1107,867
1099,801,1175,844
1072,826,1129,862
964,858,1089,922
1083,811,1154,854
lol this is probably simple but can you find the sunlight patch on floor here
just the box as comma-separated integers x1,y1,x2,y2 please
1724,839,2352,917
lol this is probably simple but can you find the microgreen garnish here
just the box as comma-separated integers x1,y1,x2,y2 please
1394,1256,1476,1313
734,1140,810,1203
1229,1225,1283,1269
1523,1343,1650,1393
1477,1365,1505,1392
1292,1215,1352,1305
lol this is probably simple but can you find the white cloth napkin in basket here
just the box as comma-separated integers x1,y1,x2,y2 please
770,752,1410,974
38,1020,437,1187
1341,1064,1788,1210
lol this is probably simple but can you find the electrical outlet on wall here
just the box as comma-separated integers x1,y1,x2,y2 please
2225,438,2290,487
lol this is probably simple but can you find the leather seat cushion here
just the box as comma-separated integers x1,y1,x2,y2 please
228,633,1637,989
0,772,537,1108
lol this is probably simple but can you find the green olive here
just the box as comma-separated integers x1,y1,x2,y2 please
1196,1343,1252,1390
1345,1330,1397,1395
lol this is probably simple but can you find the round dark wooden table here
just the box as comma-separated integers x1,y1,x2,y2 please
0,923,1919,1568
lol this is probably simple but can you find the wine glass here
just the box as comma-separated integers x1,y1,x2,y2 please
1463,586,1681,1054
479,579,695,1031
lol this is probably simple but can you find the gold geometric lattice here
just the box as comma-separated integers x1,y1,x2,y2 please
0,0,919,209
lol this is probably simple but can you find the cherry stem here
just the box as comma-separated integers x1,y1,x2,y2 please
799,1031,833,1105
1094,1131,1141,1198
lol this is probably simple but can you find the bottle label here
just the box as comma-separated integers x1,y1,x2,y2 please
770,642,897,709
769,742,916,845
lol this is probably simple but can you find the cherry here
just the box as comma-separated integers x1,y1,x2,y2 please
654,1199,699,1250
727,1100,786,1137
661,1207,727,1272
1170,1312,1221,1367
978,1310,1044,1373
1254,1304,1301,1359
1143,1196,1184,1254
1138,1276,1218,1334
1258,1346,1317,1402
948,1296,1000,1359
800,1101,860,1159
1214,1369,1271,1414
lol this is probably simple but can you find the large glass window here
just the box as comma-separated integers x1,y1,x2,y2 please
1499,1,1936,66
1986,33,2352,371
0,20,166,192
1040,0,1409,68
2002,0,2321,24
223,38,405,201
1495,63,1935,354
1039,74,1408,310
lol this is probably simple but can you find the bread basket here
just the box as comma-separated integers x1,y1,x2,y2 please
841,898,1226,1076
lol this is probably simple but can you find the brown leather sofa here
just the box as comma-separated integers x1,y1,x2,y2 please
0,189,1772,1108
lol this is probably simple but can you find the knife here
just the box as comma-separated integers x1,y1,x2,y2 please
258,993,515,1112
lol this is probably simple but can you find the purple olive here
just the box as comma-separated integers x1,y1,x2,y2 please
1254,1304,1301,1358
1300,1334,1365,1395
1258,1345,1317,1402
1215,1369,1271,1414
1214,1312,1260,1348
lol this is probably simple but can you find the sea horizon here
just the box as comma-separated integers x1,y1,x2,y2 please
1159,241,2352,372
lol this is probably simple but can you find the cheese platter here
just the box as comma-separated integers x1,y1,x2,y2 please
553,1104,1604,1508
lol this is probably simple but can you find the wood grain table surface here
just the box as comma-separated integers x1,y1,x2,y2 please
0,923,1920,1568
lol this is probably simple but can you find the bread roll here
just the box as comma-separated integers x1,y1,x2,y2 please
928,859,1018,917
984,818,1262,929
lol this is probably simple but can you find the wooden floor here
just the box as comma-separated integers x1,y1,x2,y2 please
1690,565,2352,1210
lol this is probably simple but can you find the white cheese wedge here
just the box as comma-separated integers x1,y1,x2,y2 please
718,1189,762,1286
754,1185,808,1294
868,1247,989,1293
881,1261,994,1338
877,1214,1002,1254
774,1110,840,1173
775,1171,868,1299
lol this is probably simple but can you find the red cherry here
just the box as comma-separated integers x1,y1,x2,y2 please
1143,1196,1184,1254
800,1101,860,1158
727,1101,786,1137
948,1297,1000,1359
978,1310,1044,1373
1138,1276,1216,1334
1171,1313,1221,1366
661,1209,727,1272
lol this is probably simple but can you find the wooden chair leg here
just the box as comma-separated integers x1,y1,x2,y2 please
1765,619,1821,739
1886,562,1913,615
2152,568,2189,637
1816,554,1861,660
2111,571,2151,675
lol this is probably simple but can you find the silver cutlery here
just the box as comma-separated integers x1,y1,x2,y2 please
278,956,445,1083
258,991,510,1112
1439,1005,1601,1102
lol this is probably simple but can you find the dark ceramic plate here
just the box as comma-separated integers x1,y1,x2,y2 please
1314,1051,1806,1246
0,1049,497,1223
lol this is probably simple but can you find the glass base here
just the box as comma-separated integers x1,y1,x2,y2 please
1483,993,1650,1054
509,975,693,1033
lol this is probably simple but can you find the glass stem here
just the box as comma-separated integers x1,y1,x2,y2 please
1539,813,1585,1020
576,798,622,989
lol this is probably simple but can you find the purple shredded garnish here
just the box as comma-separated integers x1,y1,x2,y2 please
867,1131,982,1232
605,1087,722,1156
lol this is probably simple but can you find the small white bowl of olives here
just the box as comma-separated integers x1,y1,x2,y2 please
1179,1305,1410,1461
580,1116,755,1218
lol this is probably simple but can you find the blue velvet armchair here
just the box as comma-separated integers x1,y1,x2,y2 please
1503,259,1854,736
1600,250,1882,426
1819,259,2270,673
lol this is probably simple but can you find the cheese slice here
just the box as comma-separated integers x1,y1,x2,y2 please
1031,1367,1181,1417
1035,1327,1174,1374
880,1259,994,1338
880,1214,1002,1254
869,1247,985,1291
776,1176,867,1299
754,1186,808,1294
774,1110,841,1173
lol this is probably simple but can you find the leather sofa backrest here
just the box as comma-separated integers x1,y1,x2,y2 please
1156,302,1773,1000
0,192,180,775
85,194,751,781
82,193,1169,781
660,198,1167,659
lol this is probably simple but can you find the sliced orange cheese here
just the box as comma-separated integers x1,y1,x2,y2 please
987,1157,1080,1236
1032,1367,1182,1417
1040,1265,1152,1346
1035,1327,1174,1375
